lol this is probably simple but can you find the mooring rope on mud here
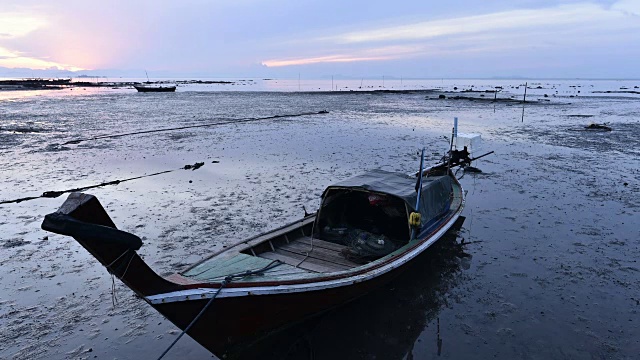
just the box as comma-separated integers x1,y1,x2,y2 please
0,161,206,205
61,110,329,145
156,260,282,360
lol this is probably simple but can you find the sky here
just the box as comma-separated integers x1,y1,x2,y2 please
0,0,639,79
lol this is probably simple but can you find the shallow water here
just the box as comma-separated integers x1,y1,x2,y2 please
0,81,639,359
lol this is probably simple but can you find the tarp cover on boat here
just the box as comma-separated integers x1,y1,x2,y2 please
322,169,453,223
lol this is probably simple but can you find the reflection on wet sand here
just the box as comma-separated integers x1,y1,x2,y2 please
238,218,471,360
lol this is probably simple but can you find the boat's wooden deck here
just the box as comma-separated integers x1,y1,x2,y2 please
182,236,361,283
259,236,361,273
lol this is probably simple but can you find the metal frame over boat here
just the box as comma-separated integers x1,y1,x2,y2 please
41,165,465,358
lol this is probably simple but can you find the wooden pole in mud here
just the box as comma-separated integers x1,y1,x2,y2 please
521,82,527,122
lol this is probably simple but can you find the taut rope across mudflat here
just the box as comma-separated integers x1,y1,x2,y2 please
0,162,206,205
61,111,329,145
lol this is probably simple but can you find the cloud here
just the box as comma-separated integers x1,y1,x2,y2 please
612,0,640,15
329,4,619,44
262,2,640,69
263,55,390,67
0,13,46,39
0,45,84,71
262,45,423,67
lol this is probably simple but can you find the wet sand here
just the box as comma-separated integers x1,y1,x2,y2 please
1,82,639,359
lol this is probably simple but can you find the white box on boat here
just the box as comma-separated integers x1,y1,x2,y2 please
454,133,482,155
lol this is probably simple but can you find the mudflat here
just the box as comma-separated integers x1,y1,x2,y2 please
1,80,638,359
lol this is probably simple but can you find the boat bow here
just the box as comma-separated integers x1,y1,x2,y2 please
41,192,182,297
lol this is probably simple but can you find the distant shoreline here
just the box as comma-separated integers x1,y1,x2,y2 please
0,78,238,91
1,78,638,99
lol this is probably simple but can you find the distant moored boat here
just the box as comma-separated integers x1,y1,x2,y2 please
133,84,176,92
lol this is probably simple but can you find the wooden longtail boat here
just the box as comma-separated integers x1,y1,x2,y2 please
133,84,177,92
41,166,464,358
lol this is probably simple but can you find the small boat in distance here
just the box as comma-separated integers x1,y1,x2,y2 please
133,84,176,92
40,144,490,358
134,70,176,92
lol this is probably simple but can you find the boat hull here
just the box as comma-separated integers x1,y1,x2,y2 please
153,244,435,358
133,85,176,92
161,277,368,355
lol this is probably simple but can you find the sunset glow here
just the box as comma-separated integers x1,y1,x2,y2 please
0,12,86,71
